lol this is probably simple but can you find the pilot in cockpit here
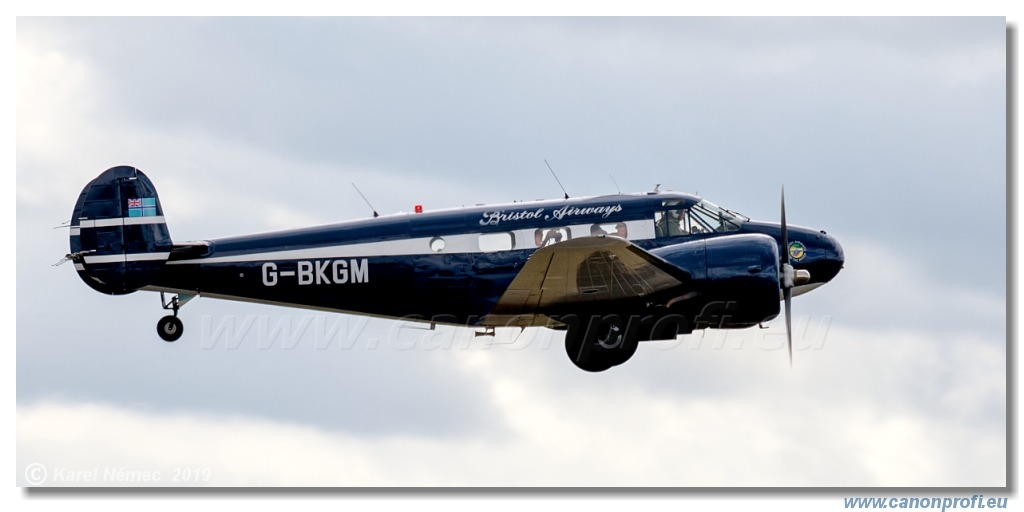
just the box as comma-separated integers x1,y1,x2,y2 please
657,209,684,237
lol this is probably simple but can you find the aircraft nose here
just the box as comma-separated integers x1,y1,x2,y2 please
819,232,845,282
833,235,845,267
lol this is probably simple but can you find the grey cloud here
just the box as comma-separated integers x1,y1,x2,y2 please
16,16,1007,486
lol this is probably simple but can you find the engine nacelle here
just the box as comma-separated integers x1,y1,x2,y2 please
651,233,781,328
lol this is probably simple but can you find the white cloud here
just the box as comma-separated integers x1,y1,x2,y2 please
794,234,1004,339
17,320,1004,487
16,33,106,207
16,20,489,243
14,17,1007,493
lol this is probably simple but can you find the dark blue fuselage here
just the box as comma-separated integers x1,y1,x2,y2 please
68,167,843,332
144,192,843,327
67,166,844,369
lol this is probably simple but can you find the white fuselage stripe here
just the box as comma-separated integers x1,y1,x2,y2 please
83,252,171,264
77,216,166,228
166,219,656,265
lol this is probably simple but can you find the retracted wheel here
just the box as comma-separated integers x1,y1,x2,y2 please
157,315,184,342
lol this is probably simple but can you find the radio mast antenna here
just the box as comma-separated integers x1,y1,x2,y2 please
351,183,379,218
545,159,570,199
610,174,622,194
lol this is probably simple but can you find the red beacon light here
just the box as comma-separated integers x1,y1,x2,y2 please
414,204,423,214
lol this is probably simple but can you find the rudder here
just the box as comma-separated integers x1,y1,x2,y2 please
69,166,173,295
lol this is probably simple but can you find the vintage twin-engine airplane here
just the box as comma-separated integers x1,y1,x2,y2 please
63,166,844,371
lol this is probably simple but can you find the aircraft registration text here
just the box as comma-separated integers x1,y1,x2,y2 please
261,259,369,286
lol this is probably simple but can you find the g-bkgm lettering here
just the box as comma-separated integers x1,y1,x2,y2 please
262,259,369,286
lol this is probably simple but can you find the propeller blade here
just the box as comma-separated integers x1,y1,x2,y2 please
781,186,788,266
781,185,792,367
785,286,793,368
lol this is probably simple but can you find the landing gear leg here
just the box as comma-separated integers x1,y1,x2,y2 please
157,292,194,342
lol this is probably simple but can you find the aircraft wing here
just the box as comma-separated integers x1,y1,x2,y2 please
483,236,690,327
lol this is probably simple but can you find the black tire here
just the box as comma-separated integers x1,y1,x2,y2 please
157,315,183,342
564,314,638,372
565,330,615,372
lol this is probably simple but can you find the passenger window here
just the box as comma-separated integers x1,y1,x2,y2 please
534,227,571,247
479,232,515,252
590,222,628,238
430,237,446,252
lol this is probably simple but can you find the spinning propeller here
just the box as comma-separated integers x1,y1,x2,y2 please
780,188,794,367
779,187,810,367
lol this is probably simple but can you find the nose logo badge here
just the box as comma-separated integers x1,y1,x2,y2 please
788,241,806,261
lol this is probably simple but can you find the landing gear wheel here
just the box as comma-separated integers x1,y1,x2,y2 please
565,331,616,372
564,315,638,372
157,315,183,342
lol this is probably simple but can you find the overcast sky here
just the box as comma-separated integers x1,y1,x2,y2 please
16,17,1007,491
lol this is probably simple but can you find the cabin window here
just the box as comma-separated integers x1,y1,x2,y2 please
534,227,571,247
479,232,515,252
590,222,628,238
429,236,446,252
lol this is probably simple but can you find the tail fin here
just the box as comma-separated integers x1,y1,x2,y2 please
69,166,172,295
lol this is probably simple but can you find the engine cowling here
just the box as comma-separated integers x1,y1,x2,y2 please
650,233,781,328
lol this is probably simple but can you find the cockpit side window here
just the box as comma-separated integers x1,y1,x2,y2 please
654,199,744,238
655,200,695,238
691,200,743,233
655,209,686,237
